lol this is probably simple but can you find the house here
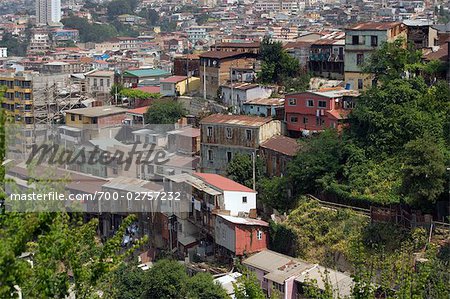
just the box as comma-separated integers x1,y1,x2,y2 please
200,114,281,174
160,76,201,96
126,106,149,126
309,38,345,80
260,135,299,177
85,70,115,99
284,41,314,69
211,41,261,54
173,54,200,77
110,36,140,50
220,83,274,113
122,68,171,88
242,98,284,117
199,51,257,99
243,250,354,299
403,20,438,51
284,88,359,137
167,126,201,155
162,172,258,257
344,22,407,90
64,106,128,140
215,214,268,256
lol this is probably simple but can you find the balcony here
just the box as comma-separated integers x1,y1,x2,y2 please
309,53,330,61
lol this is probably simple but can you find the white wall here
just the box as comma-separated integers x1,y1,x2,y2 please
223,190,256,216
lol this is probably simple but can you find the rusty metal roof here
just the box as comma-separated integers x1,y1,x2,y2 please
200,114,273,127
347,22,402,31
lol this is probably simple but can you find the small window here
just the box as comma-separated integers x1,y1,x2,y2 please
246,129,252,140
352,35,359,45
358,79,364,90
257,230,263,240
371,35,378,47
303,117,308,124
290,116,298,123
92,117,98,124
112,167,118,175
207,126,213,137
100,79,104,86
306,99,314,107
93,78,97,86
357,53,364,66
288,98,296,105
227,151,232,163
78,115,82,120
207,149,213,161
225,127,232,139
372,79,378,87
242,196,247,203
70,114,75,121
318,100,327,108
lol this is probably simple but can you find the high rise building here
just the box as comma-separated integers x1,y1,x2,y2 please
36,0,61,25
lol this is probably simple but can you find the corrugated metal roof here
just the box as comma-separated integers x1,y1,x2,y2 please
194,172,256,193
260,135,300,156
218,214,269,226
347,22,402,31
123,68,170,78
200,114,273,127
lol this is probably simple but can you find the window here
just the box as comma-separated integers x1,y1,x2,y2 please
91,117,98,124
356,53,364,66
246,129,252,140
70,114,75,121
257,230,263,240
303,117,308,124
273,282,284,292
207,149,213,161
371,35,378,47
227,151,232,163
318,100,327,108
242,196,247,203
107,79,110,87
112,167,118,175
306,99,314,107
290,116,298,123
288,98,297,105
226,127,232,139
78,115,82,120
93,78,97,86
100,79,104,87
352,35,359,45
207,126,213,137
372,79,378,87
357,79,364,90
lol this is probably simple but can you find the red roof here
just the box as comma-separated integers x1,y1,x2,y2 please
160,75,188,83
194,173,256,193
260,135,300,156
135,86,160,93
127,106,150,115
326,109,350,120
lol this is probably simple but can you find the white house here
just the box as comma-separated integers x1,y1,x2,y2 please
0,48,7,58
220,83,274,113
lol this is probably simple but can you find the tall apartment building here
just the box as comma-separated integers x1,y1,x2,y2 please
0,70,73,156
344,22,407,90
36,0,61,25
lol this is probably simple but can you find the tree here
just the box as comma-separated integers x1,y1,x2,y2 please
144,100,186,124
258,176,294,212
363,38,422,83
226,153,264,189
400,134,446,208
0,32,28,56
62,16,118,43
288,130,343,196
258,36,301,85
187,272,229,299
108,262,147,299
119,88,161,101
141,259,188,299
139,8,160,26
233,272,265,299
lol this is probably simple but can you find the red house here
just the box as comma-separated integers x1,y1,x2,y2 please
284,88,359,137
215,214,268,256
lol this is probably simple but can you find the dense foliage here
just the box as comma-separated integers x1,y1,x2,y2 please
144,99,186,124
258,36,310,92
108,259,229,299
260,41,450,211
61,16,118,43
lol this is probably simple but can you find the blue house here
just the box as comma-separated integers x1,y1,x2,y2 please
242,98,284,117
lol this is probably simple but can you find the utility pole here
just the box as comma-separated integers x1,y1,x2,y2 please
252,150,256,191
203,60,206,100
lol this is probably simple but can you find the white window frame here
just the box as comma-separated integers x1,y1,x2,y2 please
306,99,314,107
